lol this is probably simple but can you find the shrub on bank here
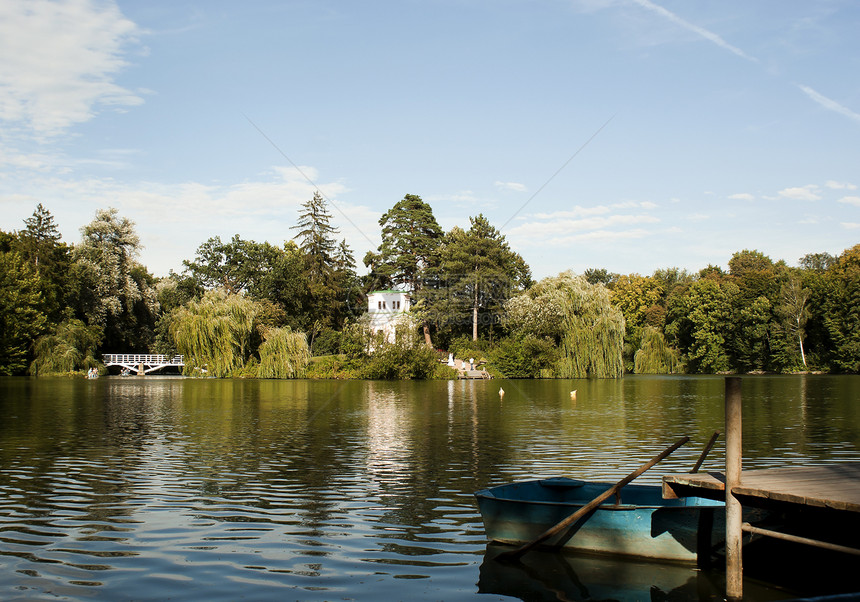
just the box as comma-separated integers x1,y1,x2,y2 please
488,334,559,378
304,355,361,379
447,335,489,365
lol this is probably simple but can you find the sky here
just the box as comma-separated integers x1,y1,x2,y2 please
1,0,858,280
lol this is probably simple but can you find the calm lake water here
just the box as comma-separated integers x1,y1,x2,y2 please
0,375,858,601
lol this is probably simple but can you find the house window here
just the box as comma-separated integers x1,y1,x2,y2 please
378,301,382,310
383,301,387,309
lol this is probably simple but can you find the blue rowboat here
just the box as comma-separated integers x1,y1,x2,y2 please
475,477,726,564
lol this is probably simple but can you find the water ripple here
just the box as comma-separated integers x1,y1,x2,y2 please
1,375,857,600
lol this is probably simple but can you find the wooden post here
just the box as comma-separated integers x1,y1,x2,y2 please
725,376,743,600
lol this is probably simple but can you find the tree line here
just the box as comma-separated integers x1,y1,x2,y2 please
0,196,857,378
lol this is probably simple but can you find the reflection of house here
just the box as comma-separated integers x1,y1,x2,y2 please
367,290,411,343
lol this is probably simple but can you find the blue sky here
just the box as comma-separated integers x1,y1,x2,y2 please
1,0,858,279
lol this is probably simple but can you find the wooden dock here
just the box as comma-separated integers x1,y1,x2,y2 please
662,377,860,600
663,463,860,512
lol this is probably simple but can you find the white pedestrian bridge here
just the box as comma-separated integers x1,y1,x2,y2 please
103,354,185,375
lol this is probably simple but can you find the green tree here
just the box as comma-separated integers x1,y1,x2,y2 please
72,208,159,352
30,319,103,376
610,274,663,370
292,192,344,327
257,326,311,379
772,273,810,370
293,192,337,272
17,204,62,269
506,272,624,378
634,326,682,374
168,290,261,377
666,279,734,373
583,268,619,288
821,245,860,372
330,238,362,325
0,252,48,374
728,249,775,277
365,194,443,346
183,234,275,295
365,194,443,293
435,215,531,341
799,252,836,272
15,204,72,322
731,295,771,372
253,241,311,329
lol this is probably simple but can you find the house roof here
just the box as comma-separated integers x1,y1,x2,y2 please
368,290,410,295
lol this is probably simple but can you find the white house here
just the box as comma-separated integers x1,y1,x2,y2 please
367,290,411,343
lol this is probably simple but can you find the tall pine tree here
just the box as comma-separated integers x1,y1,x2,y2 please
436,214,530,341
364,194,443,346
292,192,341,327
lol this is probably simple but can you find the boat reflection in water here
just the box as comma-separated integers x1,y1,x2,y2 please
478,544,787,602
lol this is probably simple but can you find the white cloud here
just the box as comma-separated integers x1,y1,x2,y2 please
511,227,652,248
797,85,860,126
426,190,483,209
729,193,755,201
629,0,756,62
611,200,658,210
827,180,858,190
838,196,860,207
508,213,659,241
0,166,376,276
842,222,860,230
0,147,58,172
533,205,611,219
494,181,527,193
0,0,142,137
778,185,822,201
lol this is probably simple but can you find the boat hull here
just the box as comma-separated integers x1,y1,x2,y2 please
475,477,725,563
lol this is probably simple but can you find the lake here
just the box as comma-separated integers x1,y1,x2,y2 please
1,375,858,601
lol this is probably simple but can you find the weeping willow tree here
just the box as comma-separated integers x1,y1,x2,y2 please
634,326,683,374
506,271,625,378
30,319,103,376
257,327,311,378
168,291,259,377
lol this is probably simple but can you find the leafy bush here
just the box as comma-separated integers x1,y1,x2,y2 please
304,355,361,379
447,335,489,363
489,334,558,378
361,342,441,379
337,316,454,380
311,327,340,356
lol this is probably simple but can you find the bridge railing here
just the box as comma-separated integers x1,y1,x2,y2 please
103,354,184,365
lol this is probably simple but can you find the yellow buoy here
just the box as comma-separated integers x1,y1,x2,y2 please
570,390,577,400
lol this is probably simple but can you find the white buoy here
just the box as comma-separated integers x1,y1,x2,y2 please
570,390,577,400
499,387,505,397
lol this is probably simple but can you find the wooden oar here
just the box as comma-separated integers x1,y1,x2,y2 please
691,430,720,474
496,435,690,562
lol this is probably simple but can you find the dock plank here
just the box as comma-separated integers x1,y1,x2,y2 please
663,462,860,512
